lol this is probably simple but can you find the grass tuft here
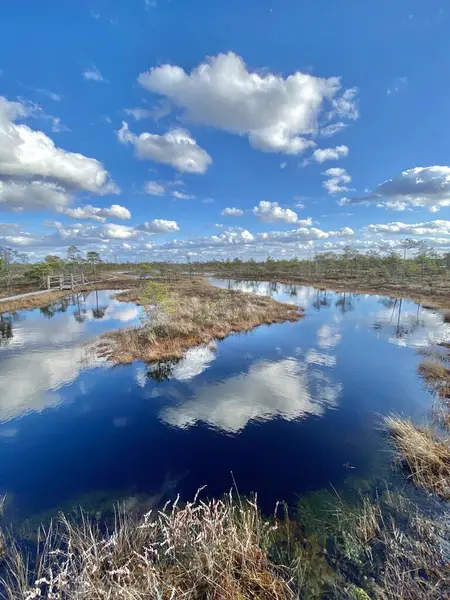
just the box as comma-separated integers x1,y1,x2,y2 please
385,415,450,499
418,358,450,384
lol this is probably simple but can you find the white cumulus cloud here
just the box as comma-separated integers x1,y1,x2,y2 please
363,219,450,237
322,167,352,194
63,204,131,222
136,219,180,233
253,201,299,224
0,180,71,212
0,96,118,198
138,51,358,155
222,207,244,216
311,145,349,163
117,122,212,174
339,166,450,212
144,181,166,196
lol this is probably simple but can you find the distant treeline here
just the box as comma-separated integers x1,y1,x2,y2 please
2,241,450,293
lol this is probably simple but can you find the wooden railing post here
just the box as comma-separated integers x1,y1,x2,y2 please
60,275,64,290
47,275,50,290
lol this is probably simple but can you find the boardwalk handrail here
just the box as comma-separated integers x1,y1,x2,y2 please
45,274,91,291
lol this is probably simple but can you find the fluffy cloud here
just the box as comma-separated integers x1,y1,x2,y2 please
0,96,119,218
0,217,181,253
322,167,352,194
310,145,348,163
138,51,358,155
63,204,131,222
0,180,70,212
144,181,166,196
364,219,450,237
253,201,299,224
136,219,180,233
0,97,117,194
210,229,255,245
322,237,450,253
257,226,354,244
339,166,450,212
222,207,244,216
117,123,212,174
151,223,354,255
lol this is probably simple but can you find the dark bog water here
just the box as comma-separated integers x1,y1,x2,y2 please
0,281,448,521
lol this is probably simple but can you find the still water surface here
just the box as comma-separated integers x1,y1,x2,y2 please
0,281,448,520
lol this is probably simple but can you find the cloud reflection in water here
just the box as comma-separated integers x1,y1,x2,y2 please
160,358,342,434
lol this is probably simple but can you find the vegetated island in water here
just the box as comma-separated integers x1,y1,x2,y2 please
98,275,304,364
1,272,450,597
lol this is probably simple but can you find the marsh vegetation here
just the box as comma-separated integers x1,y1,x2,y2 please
1,488,449,600
384,310,450,504
1,263,450,599
100,277,303,364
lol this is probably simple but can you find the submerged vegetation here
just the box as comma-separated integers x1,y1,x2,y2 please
1,489,449,600
100,277,303,364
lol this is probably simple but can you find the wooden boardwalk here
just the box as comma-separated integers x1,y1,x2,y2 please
45,274,90,291
0,275,115,305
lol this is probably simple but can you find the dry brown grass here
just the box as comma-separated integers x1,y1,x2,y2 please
1,493,293,600
2,490,449,600
0,278,139,314
385,415,450,499
418,358,450,385
418,353,450,407
101,277,304,364
0,291,71,314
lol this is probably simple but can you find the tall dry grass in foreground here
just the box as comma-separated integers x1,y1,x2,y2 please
2,493,292,600
101,278,303,363
385,415,450,499
1,491,449,600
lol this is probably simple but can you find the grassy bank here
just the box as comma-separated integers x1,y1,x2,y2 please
0,277,139,315
211,271,450,309
384,327,450,500
385,416,450,499
1,489,448,600
0,291,73,314
99,277,303,364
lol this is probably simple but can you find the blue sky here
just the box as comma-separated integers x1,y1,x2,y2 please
1,0,450,261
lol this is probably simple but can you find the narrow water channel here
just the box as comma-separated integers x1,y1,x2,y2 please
0,282,448,521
